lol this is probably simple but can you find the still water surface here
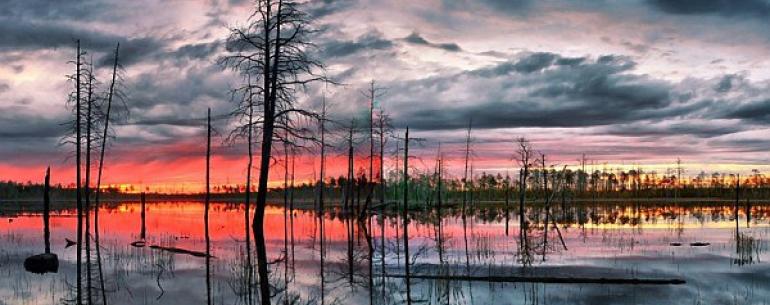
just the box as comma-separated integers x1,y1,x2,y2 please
2,201,769,305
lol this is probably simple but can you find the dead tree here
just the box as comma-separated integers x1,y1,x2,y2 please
84,56,97,305
23,167,59,275
94,42,124,305
462,119,472,218
376,107,392,207
205,109,213,305
318,95,328,213
225,73,258,305
362,80,386,213
402,127,412,305
62,40,86,305
515,137,534,266
220,1,328,304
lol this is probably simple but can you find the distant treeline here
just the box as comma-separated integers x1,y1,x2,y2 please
4,167,765,203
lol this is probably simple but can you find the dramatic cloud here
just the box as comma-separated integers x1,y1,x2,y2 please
388,53,680,130
648,0,770,18
403,32,462,52
322,31,395,58
3,0,770,186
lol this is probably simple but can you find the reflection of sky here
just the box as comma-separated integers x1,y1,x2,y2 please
1,201,769,304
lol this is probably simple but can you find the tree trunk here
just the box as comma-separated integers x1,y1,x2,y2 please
75,40,83,305
94,42,119,305
205,109,212,305
402,128,411,305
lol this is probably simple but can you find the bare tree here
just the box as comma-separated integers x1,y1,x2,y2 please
62,40,86,305
402,127,412,305
205,108,213,305
462,119,473,218
362,80,386,213
93,42,125,305
376,107,392,207
221,1,327,304
515,137,534,266
317,95,329,213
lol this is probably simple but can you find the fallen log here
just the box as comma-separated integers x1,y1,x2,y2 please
130,240,146,248
381,273,685,285
148,245,212,258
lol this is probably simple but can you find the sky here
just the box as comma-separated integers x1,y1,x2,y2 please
2,0,770,191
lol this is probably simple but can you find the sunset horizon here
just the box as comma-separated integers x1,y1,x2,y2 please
4,1,770,305
4,1,770,191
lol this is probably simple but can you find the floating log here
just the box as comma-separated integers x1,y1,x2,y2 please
690,242,710,247
669,242,682,246
130,240,146,248
148,245,212,258
381,273,685,285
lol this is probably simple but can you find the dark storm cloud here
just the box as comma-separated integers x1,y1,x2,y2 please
442,0,532,13
0,19,114,50
0,18,165,68
721,98,770,122
648,0,770,18
601,120,746,138
321,31,394,58
403,32,462,52
389,52,688,131
0,0,118,21
0,107,66,139
0,105,69,162
306,0,357,18
172,41,221,60
96,40,221,68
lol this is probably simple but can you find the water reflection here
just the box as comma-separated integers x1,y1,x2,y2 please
2,201,770,305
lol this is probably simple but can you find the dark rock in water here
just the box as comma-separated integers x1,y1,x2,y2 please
669,242,682,246
24,253,59,274
690,242,710,247
65,238,76,248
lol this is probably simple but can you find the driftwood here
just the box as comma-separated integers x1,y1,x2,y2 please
382,273,685,285
148,245,212,258
130,241,146,248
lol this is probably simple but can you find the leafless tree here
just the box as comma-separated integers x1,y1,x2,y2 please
61,40,86,305
515,137,534,266
93,42,126,305
362,80,387,213
205,109,213,305
220,1,328,304
376,107,393,207
462,119,473,218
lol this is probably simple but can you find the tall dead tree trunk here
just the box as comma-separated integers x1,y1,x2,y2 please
75,40,84,305
318,96,327,214
221,2,329,303
402,127,412,305
84,60,94,305
462,119,472,219
140,192,146,240
44,167,51,254
244,76,255,305
94,42,120,305
378,108,386,207
205,109,213,305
